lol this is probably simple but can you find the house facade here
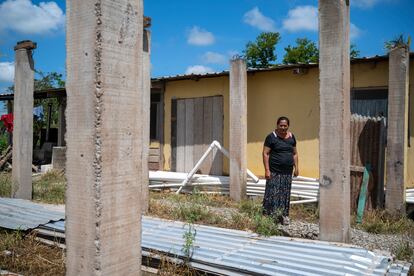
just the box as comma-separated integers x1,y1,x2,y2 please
150,55,414,188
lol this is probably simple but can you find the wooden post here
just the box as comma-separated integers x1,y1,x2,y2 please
229,58,247,202
65,1,143,274
319,0,351,243
385,46,410,213
12,40,36,200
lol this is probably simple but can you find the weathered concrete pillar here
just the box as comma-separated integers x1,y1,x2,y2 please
319,0,351,243
229,58,247,202
12,40,36,199
141,26,151,213
57,97,66,146
66,1,143,275
385,46,410,213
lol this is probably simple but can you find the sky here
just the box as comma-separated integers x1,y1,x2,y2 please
0,0,413,95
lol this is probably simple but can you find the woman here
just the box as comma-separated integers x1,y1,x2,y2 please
262,116,299,225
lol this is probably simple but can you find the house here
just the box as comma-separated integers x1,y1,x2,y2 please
150,54,414,188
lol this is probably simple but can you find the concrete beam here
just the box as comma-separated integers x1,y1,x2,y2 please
318,0,351,243
141,29,151,213
65,1,143,275
12,40,36,200
229,58,247,202
385,46,410,213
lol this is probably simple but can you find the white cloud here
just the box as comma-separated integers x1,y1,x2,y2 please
187,26,215,46
185,65,214,75
202,52,227,65
350,23,361,40
0,0,65,35
282,5,318,32
351,0,382,8
0,62,14,82
243,7,277,32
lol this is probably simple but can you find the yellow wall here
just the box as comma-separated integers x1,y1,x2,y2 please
162,59,414,187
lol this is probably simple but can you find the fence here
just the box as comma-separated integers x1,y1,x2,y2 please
350,114,386,211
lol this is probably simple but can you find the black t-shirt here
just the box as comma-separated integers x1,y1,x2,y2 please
264,132,296,174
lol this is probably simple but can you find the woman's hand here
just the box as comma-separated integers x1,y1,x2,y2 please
293,167,299,177
265,169,271,179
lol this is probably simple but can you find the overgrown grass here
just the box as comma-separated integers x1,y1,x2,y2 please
0,172,11,197
0,230,64,276
0,171,66,204
33,170,66,204
355,210,414,236
394,240,414,264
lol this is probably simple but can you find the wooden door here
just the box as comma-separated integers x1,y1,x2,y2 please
172,96,223,175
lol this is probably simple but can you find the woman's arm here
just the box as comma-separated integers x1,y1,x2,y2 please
263,146,271,179
293,147,299,177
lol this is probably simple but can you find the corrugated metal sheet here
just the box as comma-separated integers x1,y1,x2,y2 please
0,198,64,230
38,217,411,276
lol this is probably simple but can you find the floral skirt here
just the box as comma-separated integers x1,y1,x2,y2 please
262,173,292,219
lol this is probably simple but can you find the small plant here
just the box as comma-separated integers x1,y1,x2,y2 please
33,170,66,204
385,34,411,50
182,223,197,261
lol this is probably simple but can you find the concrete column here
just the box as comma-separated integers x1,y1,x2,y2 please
66,1,143,275
385,46,410,213
12,40,36,200
142,27,151,213
318,0,351,243
229,58,247,202
57,97,66,146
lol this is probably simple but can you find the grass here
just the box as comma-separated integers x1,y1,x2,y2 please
0,171,65,204
355,210,414,236
149,191,281,237
0,230,64,276
0,172,11,197
394,240,414,264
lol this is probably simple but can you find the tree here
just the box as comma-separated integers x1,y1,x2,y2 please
350,44,360,59
243,32,280,68
283,38,318,64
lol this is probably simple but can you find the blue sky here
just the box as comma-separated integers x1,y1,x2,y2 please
0,0,413,95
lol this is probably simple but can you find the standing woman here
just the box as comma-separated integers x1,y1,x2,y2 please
262,116,299,224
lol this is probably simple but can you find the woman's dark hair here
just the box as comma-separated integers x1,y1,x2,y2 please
277,116,290,126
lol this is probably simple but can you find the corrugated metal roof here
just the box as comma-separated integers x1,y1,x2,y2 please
38,217,411,276
0,198,64,230
1,198,411,275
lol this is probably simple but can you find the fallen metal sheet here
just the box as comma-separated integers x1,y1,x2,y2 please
37,217,411,276
0,198,64,230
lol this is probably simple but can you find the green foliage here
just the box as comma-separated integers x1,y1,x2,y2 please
238,199,280,236
182,223,197,260
0,132,9,155
385,34,411,51
350,44,360,59
243,32,281,68
283,38,319,64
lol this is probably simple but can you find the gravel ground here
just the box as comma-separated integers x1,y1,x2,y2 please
279,220,413,257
